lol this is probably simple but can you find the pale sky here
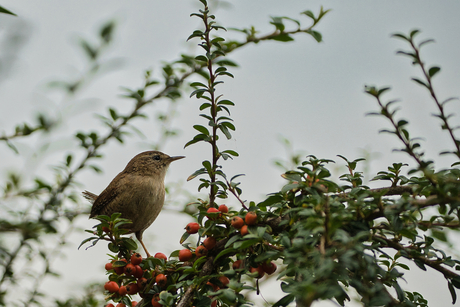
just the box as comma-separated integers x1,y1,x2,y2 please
1,1,460,306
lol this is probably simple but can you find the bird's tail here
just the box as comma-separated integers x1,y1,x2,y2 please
82,190,98,204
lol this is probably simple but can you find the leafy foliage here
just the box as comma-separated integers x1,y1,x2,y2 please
2,1,460,307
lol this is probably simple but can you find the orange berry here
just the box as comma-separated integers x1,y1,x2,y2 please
245,211,257,225
250,266,265,279
206,207,220,220
131,252,142,265
118,285,128,296
154,252,167,261
261,261,277,275
231,216,244,229
137,277,148,290
203,237,217,250
151,293,161,307
185,222,200,234
178,249,193,261
207,281,219,291
195,245,208,257
132,302,138,307
124,263,136,276
232,259,243,270
156,273,167,288
133,265,144,278
240,225,249,236
218,276,230,287
104,281,119,293
218,204,229,213
105,262,113,271
113,259,127,275
126,283,139,295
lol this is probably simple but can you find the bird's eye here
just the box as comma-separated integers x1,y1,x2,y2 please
152,155,161,161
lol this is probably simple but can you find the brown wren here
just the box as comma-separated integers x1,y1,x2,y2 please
83,151,185,257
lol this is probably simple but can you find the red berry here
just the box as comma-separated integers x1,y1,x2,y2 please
151,293,161,307
105,262,113,271
206,207,220,220
218,204,229,213
232,259,243,270
250,266,265,279
113,259,127,275
240,225,249,236
195,245,208,257
116,304,126,307
124,263,136,276
132,302,138,307
203,237,217,250
231,216,244,229
126,283,139,295
156,273,167,288
118,285,128,296
102,226,110,233
105,304,115,307
261,261,277,275
245,211,257,225
104,281,119,293
178,249,193,262
207,281,219,291
131,252,142,265
185,222,200,234
218,276,230,287
133,265,144,278
137,277,148,290
154,252,167,261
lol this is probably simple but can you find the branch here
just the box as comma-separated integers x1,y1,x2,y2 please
337,185,414,199
374,234,460,280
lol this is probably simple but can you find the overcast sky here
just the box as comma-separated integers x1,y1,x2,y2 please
1,1,460,306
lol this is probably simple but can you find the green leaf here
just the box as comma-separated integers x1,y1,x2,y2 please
180,232,191,244
273,294,295,307
428,66,441,78
307,30,322,42
122,238,138,250
193,125,210,135
272,33,294,42
301,10,315,20
217,99,235,106
187,168,207,181
214,248,236,263
0,5,17,16
448,281,457,304
411,78,429,89
221,150,239,157
233,238,259,250
225,234,241,248
413,258,426,271
219,125,232,139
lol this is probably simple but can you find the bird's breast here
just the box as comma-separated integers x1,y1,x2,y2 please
126,175,165,232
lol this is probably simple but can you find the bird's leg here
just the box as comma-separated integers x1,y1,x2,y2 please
136,232,152,258
139,239,152,258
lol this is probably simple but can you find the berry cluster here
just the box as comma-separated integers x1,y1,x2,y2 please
103,251,169,307
99,204,278,306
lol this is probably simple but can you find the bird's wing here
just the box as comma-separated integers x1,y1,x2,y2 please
89,172,126,218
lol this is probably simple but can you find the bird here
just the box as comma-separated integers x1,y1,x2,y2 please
83,151,185,257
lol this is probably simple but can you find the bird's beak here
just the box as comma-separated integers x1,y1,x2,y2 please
169,156,185,162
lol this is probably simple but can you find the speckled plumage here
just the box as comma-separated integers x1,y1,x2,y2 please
83,151,184,257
